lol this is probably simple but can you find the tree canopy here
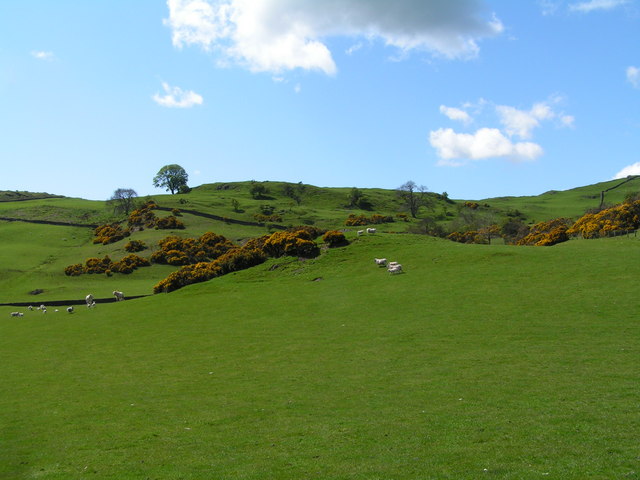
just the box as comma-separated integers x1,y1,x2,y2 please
153,164,189,194
108,188,138,215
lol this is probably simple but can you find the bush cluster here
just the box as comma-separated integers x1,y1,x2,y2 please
155,215,185,230
64,254,150,276
128,201,158,229
153,228,324,293
150,232,235,266
567,200,640,238
447,231,487,244
93,223,130,245
345,213,394,226
516,218,571,246
323,230,349,248
124,240,147,252
263,230,320,258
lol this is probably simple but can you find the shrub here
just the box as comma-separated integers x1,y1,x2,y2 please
254,213,283,223
128,201,158,229
262,230,320,258
64,263,84,276
345,213,394,226
155,215,185,230
516,218,571,246
124,240,147,252
567,200,640,239
323,230,349,248
93,223,130,245
84,256,113,274
171,208,182,216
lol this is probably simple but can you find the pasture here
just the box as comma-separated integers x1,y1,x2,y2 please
1,232,639,479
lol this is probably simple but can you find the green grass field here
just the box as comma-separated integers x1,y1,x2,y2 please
1,230,639,479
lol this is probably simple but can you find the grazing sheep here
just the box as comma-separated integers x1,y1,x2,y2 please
388,261,400,268
366,227,376,234
374,258,387,266
357,230,364,236
86,294,94,307
39,304,46,311
388,264,403,274
10,312,23,317
66,306,74,313
113,290,125,301
27,305,33,311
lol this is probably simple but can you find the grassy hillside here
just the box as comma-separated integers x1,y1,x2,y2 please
1,233,639,479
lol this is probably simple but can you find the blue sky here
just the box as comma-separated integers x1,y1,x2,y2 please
1,0,639,201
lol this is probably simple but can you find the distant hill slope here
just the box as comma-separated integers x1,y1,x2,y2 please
480,176,640,223
0,190,64,202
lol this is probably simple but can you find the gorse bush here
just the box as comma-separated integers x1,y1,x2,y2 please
447,231,487,244
516,218,571,246
128,201,158,229
124,240,147,252
155,215,185,230
64,254,150,276
567,200,640,238
150,233,235,266
153,228,324,293
323,230,348,248
93,223,130,245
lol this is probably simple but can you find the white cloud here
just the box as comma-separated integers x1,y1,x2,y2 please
496,99,571,139
439,105,472,124
164,0,503,75
613,162,640,179
153,82,204,108
627,66,640,88
569,0,629,12
31,51,54,61
430,127,543,165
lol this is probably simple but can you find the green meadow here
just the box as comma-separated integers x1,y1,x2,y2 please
0,182,639,479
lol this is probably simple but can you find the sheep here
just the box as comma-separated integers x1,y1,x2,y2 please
27,305,33,311
39,304,46,311
357,230,364,236
374,258,387,266
113,290,125,302
10,312,23,317
366,227,376,234
66,306,74,313
86,294,94,307
388,261,400,268
388,264,403,274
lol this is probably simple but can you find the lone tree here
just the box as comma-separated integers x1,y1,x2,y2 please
153,164,189,194
397,180,432,218
108,188,138,215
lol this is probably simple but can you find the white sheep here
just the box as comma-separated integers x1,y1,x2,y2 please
67,306,74,313
10,312,23,317
388,264,403,274
113,290,125,302
86,294,94,307
357,230,364,236
366,227,376,234
374,258,387,266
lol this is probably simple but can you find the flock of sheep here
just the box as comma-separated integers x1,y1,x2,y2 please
374,257,403,274
8,290,125,317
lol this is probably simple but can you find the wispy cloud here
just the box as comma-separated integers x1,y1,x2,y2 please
31,50,55,61
164,0,503,75
627,66,640,88
569,0,629,13
613,161,640,178
152,82,203,108
439,105,473,125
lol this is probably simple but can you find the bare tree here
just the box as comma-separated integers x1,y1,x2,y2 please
397,181,429,218
108,188,138,215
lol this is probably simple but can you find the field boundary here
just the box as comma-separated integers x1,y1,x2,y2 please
0,294,152,308
156,206,288,230
0,216,99,228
